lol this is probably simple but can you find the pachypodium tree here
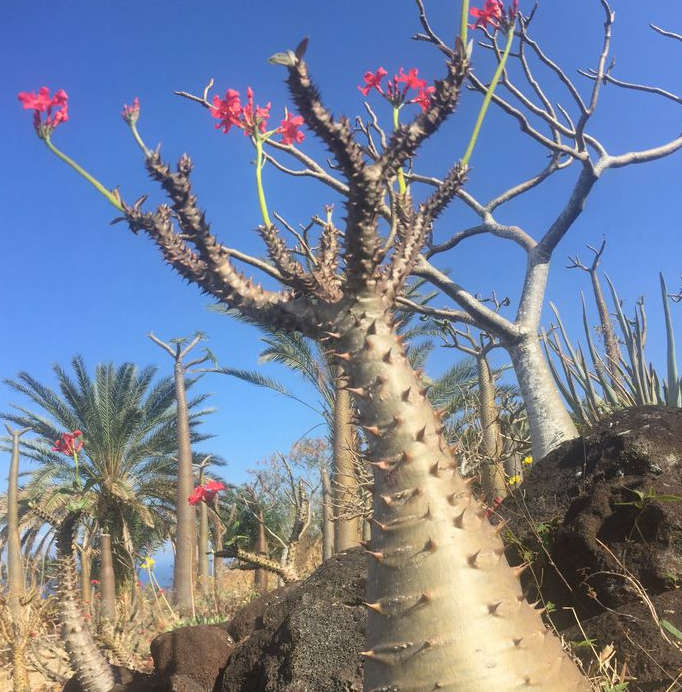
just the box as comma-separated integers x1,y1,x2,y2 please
19,2,592,689
396,3,682,461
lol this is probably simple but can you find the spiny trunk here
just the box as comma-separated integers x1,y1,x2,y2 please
98,534,116,625
321,465,335,560
173,361,195,616
591,271,621,384
507,334,579,461
333,369,362,551
476,354,507,505
332,295,587,691
254,509,268,592
56,514,115,692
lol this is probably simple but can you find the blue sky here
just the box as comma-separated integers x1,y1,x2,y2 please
2,0,681,501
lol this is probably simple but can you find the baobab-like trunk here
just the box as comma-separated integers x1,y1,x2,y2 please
333,369,361,551
254,509,268,592
98,533,116,625
173,360,195,616
507,334,579,462
476,355,507,505
320,465,334,560
333,294,587,691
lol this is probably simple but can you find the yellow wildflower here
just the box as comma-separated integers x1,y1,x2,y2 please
141,556,155,570
507,474,522,486
522,455,533,465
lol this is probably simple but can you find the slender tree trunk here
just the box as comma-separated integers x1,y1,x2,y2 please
330,295,587,691
507,334,579,461
99,533,116,624
254,509,268,592
321,466,334,560
198,496,210,595
6,427,30,692
476,355,507,505
208,508,225,584
333,369,362,551
173,360,195,616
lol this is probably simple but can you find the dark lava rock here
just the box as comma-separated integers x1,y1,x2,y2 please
501,407,682,627
563,589,682,692
220,548,367,692
150,624,234,691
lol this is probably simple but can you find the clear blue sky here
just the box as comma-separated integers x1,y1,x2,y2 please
2,0,681,495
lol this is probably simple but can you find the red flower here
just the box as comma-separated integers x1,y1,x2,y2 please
396,67,426,92
204,479,227,493
210,88,242,134
18,87,69,136
470,0,503,30
121,97,140,124
90,579,99,585
279,113,305,145
52,430,83,456
188,486,206,505
358,67,387,96
410,85,436,113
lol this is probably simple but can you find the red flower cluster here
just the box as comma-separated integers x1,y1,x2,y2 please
18,87,69,135
469,0,518,31
358,67,435,112
52,430,83,456
121,97,140,124
188,479,227,505
210,87,304,144
90,579,99,585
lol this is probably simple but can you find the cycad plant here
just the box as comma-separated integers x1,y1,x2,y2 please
2,356,212,622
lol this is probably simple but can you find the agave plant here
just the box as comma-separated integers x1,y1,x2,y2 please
543,272,681,425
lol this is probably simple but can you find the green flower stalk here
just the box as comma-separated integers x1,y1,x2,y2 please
461,19,515,166
121,97,151,157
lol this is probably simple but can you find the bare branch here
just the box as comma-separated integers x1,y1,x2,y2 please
578,68,682,106
396,296,476,326
650,24,682,42
598,134,682,171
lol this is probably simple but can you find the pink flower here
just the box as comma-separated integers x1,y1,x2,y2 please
210,89,242,134
470,0,503,30
52,430,83,456
410,85,436,113
188,486,206,505
358,67,387,96
240,87,271,135
18,87,69,136
90,579,99,585
279,113,305,145
396,67,426,92
121,97,140,124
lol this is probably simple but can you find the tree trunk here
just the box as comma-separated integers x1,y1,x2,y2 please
208,508,225,584
333,369,361,551
476,354,507,505
331,295,587,691
507,334,579,461
99,533,116,624
6,428,25,627
173,360,195,617
321,465,334,560
254,509,268,592
198,498,210,595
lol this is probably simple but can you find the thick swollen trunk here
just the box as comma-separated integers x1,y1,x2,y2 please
254,510,268,592
321,465,334,560
476,355,507,505
99,533,116,624
332,294,587,691
507,334,579,461
173,361,195,616
333,371,361,551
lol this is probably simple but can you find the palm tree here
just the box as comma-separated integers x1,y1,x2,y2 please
2,355,212,622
